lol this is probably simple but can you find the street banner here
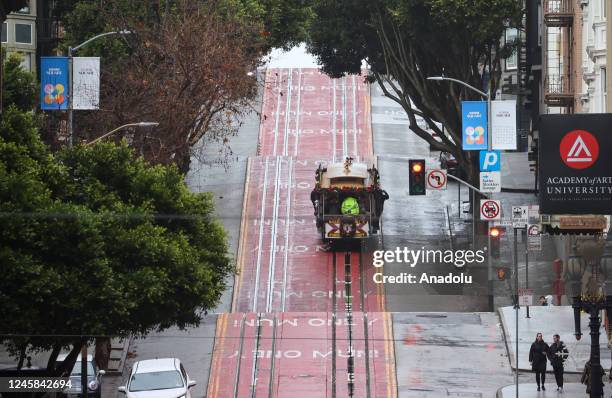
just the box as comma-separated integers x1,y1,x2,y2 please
480,199,501,220
511,206,528,228
426,169,447,190
480,172,501,193
491,100,517,150
40,57,69,110
479,150,501,172
73,57,100,110
539,114,612,214
461,101,488,150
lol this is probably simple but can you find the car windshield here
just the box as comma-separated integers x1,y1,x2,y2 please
70,361,95,376
129,370,184,392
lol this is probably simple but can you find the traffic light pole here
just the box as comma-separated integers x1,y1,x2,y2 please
513,227,519,398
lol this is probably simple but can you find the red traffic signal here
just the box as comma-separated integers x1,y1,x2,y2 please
489,226,502,238
408,159,426,196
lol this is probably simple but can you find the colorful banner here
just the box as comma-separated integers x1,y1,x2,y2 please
72,57,100,110
461,101,488,150
40,57,69,110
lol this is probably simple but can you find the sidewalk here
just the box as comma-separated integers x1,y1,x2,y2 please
498,305,612,373
497,383,594,397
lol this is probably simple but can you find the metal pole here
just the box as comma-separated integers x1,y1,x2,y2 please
458,180,461,219
81,342,88,395
488,221,493,311
472,189,476,249
525,229,530,318
68,48,73,147
514,227,519,398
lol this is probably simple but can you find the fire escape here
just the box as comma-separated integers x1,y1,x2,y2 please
543,0,574,110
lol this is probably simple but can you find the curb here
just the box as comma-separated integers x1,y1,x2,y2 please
105,336,132,376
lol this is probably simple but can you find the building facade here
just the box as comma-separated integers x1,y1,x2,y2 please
1,0,36,72
580,0,607,113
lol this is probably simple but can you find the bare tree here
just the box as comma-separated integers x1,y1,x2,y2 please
79,1,263,172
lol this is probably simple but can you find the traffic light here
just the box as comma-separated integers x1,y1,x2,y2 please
497,267,508,281
409,159,426,195
489,226,504,259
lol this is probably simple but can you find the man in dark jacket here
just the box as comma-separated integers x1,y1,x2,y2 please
529,332,549,391
548,334,569,391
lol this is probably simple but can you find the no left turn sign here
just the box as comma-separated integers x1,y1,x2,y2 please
426,169,447,190
480,199,501,220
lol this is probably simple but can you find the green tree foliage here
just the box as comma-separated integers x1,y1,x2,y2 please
2,50,36,111
307,0,522,182
0,106,232,374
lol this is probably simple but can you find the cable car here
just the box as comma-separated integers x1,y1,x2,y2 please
310,157,388,243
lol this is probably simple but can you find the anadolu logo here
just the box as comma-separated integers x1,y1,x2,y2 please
559,130,599,169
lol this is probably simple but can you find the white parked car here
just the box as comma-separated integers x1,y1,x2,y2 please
118,358,196,398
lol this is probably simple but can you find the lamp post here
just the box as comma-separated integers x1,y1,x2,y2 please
427,75,494,311
570,236,612,397
67,30,132,147
572,294,612,397
85,122,159,146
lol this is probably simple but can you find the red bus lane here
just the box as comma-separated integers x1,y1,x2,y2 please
208,68,396,397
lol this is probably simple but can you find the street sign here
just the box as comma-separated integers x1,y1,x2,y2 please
426,169,447,190
461,101,488,150
512,206,528,228
493,218,513,227
479,150,501,172
480,171,501,193
518,295,533,306
480,199,501,220
527,224,541,251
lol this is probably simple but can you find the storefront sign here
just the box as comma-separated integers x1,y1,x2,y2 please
539,115,612,214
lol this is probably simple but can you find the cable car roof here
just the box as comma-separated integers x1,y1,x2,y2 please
323,162,369,179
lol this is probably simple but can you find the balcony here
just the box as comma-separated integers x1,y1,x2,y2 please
544,0,573,27
544,74,574,106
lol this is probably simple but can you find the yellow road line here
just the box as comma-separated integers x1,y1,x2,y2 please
231,156,252,313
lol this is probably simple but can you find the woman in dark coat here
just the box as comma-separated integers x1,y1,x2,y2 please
529,332,550,391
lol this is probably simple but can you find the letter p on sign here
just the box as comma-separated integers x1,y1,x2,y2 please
479,150,501,172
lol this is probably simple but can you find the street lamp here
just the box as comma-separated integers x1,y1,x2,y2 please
427,75,494,309
572,294,612,397
85,122,159,146
426,76,489,99
67,30,133,147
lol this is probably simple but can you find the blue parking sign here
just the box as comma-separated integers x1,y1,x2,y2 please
479,150,501,172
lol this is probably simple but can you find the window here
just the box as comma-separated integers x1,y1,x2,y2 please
505,28,518,70
14,23,32,44
1,22,7,43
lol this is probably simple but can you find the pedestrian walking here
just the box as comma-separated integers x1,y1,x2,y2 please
548,334,569,392
529,332,549,391
539,295,548,306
